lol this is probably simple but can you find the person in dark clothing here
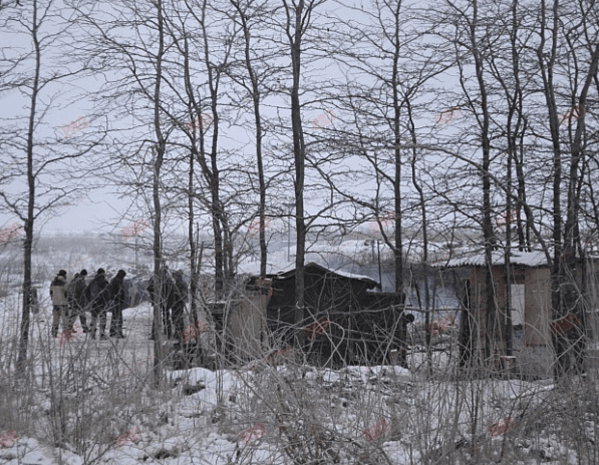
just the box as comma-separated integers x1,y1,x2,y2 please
148,267,175,339
67,269,89,332
85,268,110,339
170,270,188,341
108,269,127,338
50,269,70,338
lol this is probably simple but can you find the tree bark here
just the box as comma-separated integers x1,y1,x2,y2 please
151,0,167,387
17,0,42,372
284,0,308,337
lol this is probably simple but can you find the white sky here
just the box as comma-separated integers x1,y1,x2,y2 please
0,0,470,239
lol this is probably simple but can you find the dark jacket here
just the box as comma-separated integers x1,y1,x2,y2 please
170,272,188,309
84,272,109,308
108,270,127,310
67,273,87,307
147,269,174,307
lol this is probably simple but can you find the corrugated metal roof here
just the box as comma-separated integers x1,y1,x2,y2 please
437,250,550,268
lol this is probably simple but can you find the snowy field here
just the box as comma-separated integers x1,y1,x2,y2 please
2,293,599,465
2,235,599,464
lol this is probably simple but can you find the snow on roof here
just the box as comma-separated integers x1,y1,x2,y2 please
438,249,550,268
273,262,379,287
321,265,379,284
236,258,294,276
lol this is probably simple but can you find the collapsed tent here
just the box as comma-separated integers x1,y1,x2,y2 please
264,263,413,367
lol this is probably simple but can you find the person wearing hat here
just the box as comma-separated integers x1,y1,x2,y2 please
108,269,127,338
49,269,70,338
67,269,89,332
84,268,110,339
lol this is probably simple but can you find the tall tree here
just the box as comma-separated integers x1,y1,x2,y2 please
175,0,237,298
149,0,169,385
162,0,238,353
429,0,507,363
70,0,177,384
279,0,326,335
535,0,599,376
0,0,94,371
328,0,446,296
482,0,533,356
226,0,281,278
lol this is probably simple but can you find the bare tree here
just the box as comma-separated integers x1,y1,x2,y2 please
534,0,599,376
323,0,447,297
277,0,327,337
0,0,97,371
70,0,179,384
171,0,238,299
159,0,240,361
149,0,169,385
448,0,500,364
226,0,282,278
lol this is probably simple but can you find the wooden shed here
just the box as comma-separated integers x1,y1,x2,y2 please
440,250,595,378
207,286,271,362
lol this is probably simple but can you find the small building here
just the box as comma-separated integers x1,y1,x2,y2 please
207,288,271,363
439,249,596,378
264,262,412,367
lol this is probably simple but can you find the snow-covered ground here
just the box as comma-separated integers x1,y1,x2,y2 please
2,292,598,465
2,236,599,464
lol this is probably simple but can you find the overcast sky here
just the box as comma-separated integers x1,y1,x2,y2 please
0,0,458,239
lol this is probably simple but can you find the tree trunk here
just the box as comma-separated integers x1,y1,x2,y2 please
467,0,497,363
17,0,42,372
151,0,167,387
391,0,403,297
286,0,307,339
230,0,269,277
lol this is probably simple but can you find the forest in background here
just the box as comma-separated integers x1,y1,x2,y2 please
1,0,599,380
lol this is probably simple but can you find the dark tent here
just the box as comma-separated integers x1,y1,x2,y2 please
264,263,412,367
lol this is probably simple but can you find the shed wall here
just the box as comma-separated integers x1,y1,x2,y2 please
228,294,268,360
466,265,553,375
525,268,551,346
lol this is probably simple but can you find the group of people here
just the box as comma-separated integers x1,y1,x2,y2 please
49,268,128,339
49,266,189,342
